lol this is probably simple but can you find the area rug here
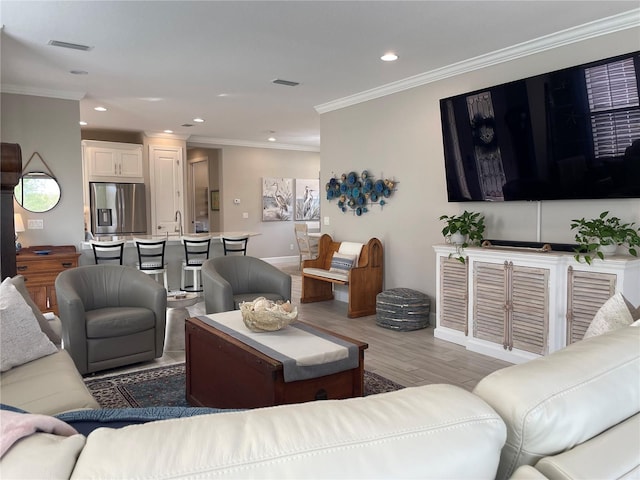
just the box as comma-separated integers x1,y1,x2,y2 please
84,363,404,409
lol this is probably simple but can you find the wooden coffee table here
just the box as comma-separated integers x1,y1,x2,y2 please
185,314,368,409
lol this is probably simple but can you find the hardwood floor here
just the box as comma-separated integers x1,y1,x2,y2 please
282,265,511,391
103,263,511,391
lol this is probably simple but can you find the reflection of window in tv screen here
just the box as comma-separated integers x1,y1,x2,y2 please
440,51,640,202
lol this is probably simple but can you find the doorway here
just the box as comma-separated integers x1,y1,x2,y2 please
189,159,209,233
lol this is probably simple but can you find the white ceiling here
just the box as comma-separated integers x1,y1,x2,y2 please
1,1,638,150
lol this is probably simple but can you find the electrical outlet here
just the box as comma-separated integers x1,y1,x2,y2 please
323,216,330,226
234,198,241,204
242,212,249,219
27,219,44,229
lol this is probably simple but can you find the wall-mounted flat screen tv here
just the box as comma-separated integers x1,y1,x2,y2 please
440,51,640,202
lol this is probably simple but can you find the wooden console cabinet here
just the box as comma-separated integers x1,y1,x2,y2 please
434,245,640,364
15,245,80,314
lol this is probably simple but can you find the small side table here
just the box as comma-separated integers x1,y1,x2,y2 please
165,292,200,352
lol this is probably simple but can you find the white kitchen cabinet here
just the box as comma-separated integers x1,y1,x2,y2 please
82,140,143,182
434,244,640,364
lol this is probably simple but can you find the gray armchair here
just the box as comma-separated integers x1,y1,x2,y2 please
55,265,167,375
202,256,291,314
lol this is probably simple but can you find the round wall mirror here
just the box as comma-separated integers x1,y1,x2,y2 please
14,172,61,213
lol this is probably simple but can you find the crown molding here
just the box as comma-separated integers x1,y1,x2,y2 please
315,8,640,114
187,135,320,152
1,84,86,101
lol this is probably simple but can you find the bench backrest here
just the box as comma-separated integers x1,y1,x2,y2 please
314,234,382,270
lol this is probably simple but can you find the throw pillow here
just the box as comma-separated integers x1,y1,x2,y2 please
0,278,57,372
583,292,637,339
329,252,357,274
9,276,61,345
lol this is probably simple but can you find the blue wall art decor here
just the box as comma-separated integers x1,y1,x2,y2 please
325,170,397,216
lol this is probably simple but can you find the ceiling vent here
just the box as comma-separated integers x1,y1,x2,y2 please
181,124,194,127
48,40,93,51
272,79,300,87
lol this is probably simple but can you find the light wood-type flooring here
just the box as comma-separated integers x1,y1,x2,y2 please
107,263,511,391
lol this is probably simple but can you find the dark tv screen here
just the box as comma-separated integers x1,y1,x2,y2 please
440,51,640,202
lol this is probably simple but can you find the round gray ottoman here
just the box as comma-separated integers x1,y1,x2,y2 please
376,288,430,331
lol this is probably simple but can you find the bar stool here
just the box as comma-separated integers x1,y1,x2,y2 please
180,235,211,292
133,237,168,290
90,239,125,265
222,235,249,255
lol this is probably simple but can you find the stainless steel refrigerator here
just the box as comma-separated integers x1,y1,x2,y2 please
90,182,147,235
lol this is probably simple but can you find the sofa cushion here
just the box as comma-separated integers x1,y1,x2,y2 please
583,292,637,339
0,350,99,415
10,275,61,345
473,326,640,480
0,409,78,457
71,384,506,479
0,432,86,479
534,413,640,480
85,307,155,338
0,278,57,372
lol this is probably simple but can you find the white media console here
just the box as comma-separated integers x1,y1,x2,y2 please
433,244,640,364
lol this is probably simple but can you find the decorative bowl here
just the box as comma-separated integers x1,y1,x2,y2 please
240,297,298,332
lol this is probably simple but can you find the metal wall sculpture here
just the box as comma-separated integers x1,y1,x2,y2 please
325,170,396,216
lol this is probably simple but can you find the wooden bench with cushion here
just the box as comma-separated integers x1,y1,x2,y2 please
301,234,383,318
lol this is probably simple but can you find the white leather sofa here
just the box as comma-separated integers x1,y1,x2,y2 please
1,325,638,479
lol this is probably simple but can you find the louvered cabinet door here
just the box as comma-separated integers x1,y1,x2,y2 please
566,268,617,344
439,258,468,333
510,265,549,355
473,262,507,346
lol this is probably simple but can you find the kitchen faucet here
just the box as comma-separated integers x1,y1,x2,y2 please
175,210,183,237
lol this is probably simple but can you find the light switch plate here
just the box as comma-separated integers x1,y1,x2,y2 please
242,212,249,219
323,216,330,226
27,219,44,229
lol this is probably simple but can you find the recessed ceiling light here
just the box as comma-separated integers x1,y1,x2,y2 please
268,137,276,142
164,130,173,134
70,70,88,75
94,106,107,112
79,121,88,126
193,118,205,123
380,53,398,62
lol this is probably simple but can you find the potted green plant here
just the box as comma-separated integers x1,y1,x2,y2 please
439,211,486,263
571,211,640,265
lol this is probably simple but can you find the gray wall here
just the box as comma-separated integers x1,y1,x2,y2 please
210,144,320,259
319,27,640,301
1,93,84,249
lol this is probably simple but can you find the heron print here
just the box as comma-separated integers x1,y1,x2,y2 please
295,178,320,221
262,177,293,221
